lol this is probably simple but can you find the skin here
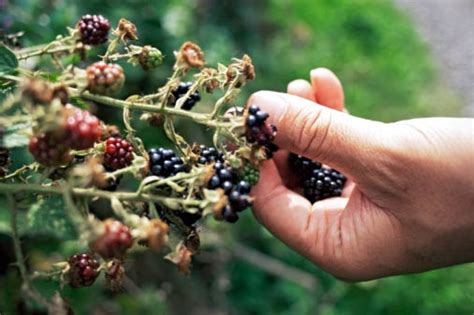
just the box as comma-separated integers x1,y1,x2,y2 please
245,68,474,281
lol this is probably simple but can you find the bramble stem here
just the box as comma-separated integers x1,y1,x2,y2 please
5,193,52,309
0,183,203,207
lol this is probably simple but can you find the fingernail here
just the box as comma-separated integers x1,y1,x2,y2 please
249,91,286,125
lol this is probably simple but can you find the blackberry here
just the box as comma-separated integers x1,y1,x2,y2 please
89,219,133,259
148,147,187,178
28,132,72,166
77,14,110,45
103,137,134,171
196,145,224,165
86,61,125,95
67,253,100,288
288,153,321,175
171,82,201,110
64,104,102,150
288,153,346,203
207,162,252,223
245,105,278,158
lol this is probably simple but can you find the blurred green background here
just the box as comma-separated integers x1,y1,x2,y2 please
0,0,472,314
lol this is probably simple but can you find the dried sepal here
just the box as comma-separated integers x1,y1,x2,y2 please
114,18,138,41
105,259,125,291
175,41,205,70
225,54,255,87
165,242,193,275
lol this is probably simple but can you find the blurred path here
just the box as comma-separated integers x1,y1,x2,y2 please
395,0,474,116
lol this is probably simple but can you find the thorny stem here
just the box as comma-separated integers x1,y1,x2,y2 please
0,183,203,208
14,35,76,60
16,44,78,60
5,193,52,309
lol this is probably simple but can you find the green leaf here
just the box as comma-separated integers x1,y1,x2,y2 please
27,196,77,240
0,44,18,73
3,122,31,148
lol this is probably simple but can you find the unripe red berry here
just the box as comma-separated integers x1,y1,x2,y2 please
28,132,72,166
89,219,133,259
103,137,134,170
67,253,100,288
86,62,125,95
64,104,102,150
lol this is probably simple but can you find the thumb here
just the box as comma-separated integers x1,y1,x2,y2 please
248,91,389,178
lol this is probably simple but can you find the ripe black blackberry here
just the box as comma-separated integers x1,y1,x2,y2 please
288,153,346,203
103,137,134,171
288,153,321,176
171,82,201,110
196,145,224,165
207,162,252,223
245,105,278,158
67,253,100,288
77,14,110,45
303,167,346,203
148,147,187,177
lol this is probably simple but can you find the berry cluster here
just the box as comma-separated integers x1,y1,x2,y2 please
103,137,134,171
148,147,187,177
207,161,252,223
86,61,125,95
67,253,100,288
245,105,278,158
64,104,102,150
77,14,110,45
171,82,201,110
89,219,133,259
289,153,346,203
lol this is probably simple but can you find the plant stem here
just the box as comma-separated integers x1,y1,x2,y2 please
0,183,202,207
5,193,52,309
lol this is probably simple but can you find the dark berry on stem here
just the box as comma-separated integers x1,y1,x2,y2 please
77,14,110,45
103,137,134,171
148,147,186,178
171,82,201,110
67,253,100,288
222,205,239,223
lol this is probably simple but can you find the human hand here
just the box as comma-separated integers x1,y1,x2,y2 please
248,68,474,281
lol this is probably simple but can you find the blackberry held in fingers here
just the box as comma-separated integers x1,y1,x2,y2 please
245,105,278,158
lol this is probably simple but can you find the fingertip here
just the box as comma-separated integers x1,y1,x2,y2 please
287,79,315,101
310,67,345,111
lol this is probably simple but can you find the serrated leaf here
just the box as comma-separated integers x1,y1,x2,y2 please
27,196,77,240
0,44,18,73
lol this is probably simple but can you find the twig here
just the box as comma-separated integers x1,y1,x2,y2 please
5,193,52,309
231,243,320,291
